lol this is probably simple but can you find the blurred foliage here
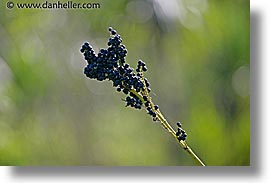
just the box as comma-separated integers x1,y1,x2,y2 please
0,0,249,165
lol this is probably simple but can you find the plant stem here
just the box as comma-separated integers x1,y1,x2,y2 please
125,72,205,166
133,74,206,166
156,109,206,166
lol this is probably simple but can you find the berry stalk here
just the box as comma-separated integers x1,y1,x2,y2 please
135,75,205,166
80,27,205,166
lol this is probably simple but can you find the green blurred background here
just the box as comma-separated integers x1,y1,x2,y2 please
0,0,249,165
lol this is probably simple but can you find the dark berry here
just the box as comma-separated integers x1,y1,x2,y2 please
181,129,185,134
123,88,129,94
111,30,117,35
177,136,184,141
143,96,148,101
144,79,150,87
142,66,147,72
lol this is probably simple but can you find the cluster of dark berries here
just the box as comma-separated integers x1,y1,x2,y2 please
80,27,157,119
125,95,142,109
144,97,159,120
143,96,158,119
176,122,187,141
136,60,148,72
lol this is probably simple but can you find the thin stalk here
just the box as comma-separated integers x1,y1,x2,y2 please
139,73,205,166
157,111,205,166
154,106,205,166
123,69,205,166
